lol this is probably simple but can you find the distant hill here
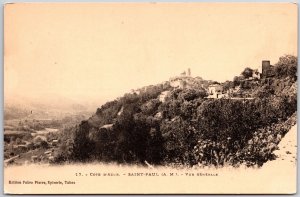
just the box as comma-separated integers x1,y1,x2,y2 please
4,97,95,121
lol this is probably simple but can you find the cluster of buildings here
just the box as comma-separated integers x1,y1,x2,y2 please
209,60,277,98
169,68,193,89
168,60,275,99
207,84,224,99
129,60,276,100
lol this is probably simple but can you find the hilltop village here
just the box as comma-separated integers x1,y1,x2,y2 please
132,59,280,100
70,55,297,168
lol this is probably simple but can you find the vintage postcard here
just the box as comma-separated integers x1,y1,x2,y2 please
3,2,297,194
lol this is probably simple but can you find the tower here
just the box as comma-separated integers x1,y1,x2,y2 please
262,60,270,78
187,68,191,76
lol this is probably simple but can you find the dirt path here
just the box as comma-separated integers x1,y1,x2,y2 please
263,124,297,168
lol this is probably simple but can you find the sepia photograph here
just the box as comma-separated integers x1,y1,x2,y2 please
3,2,298,194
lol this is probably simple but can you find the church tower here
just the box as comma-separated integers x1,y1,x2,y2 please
187,68,191,76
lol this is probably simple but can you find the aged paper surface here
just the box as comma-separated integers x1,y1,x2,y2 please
4,3,297,194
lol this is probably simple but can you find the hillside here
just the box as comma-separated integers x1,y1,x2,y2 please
4,55,297,168
44,55,295,168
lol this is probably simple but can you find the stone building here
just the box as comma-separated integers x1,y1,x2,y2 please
169,68,192,88
252,69,261,79
208,84,223,98
261,60,275,78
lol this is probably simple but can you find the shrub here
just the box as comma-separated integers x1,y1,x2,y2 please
72,121,95,162
40,141,49,149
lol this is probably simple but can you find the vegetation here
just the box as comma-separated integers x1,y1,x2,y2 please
52,55,296,168
4,55,297,168
241,67,254,79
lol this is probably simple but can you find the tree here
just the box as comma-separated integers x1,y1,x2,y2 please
275,55,297,80
140,99,161,115
233,76,240,87
223,80,234,91
241,67,253,79
179,88,207,101
161,118,196,165
72,121,95,161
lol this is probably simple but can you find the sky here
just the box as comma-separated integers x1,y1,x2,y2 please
4,3,298,106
